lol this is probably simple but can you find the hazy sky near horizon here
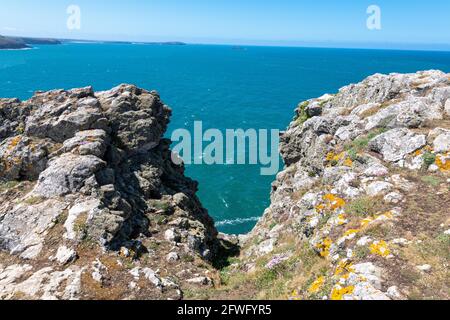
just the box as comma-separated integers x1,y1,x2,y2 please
1,0,450,49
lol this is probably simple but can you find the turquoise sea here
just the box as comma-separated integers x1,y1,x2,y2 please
1,43,450,234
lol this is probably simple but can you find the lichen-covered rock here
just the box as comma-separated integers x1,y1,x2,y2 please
2,71,449,301
231,70,450,301
0,85,219,300
368,128,426,163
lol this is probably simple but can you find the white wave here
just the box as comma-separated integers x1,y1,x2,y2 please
220,197,229,208
0,47,35,51
215,216,260,227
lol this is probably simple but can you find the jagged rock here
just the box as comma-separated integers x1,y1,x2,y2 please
432,130,450,153
416,264,432,273
0,136,49,180
384,192,404,204
51,246,78,266
0,84,218,300
240,70,450,301
0,264,83,300
165,228,181,242
91,259,107,284
0,199,68,259
186,276,213,286
33,153,106,197
445,99,450,116
365,181,394,196
369,128,426,163
363,160,389,177
386,286,404,300
167,252,180,263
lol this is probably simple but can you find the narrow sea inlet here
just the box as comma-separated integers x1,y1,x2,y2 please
1,43,450,234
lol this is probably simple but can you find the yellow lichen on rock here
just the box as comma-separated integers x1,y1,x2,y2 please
316,238,332,257
337,214,347,225
322,194,346,211
308,276,325,294
326,152,345,166
343,229,360,237
288,290,302,300
7,136,22,151
343,158,353,167
331,285,355,300
436,153,450,172
369,240,391,257
335,260,354,276
360,217,374,228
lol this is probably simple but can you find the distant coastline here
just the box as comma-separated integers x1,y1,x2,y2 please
0,35,187,50
0,35,61,49
63,39,186,46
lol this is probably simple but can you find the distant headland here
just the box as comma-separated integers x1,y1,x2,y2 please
0,35,61,49
0,35,186,50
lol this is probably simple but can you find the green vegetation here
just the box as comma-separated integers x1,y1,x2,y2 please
421,175,442,187
353,246,370,260
23,196,44,205
181,254,195,263
0,180,20,192
422,152,436,168
317,212,332,229
150,200,172,213
294,101,311,126
73,213,89,239
344,128,387,162
345,196,376,217
347,148,359,161
150,213,168,226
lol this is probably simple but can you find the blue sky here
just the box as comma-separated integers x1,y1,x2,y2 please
1,0,450,49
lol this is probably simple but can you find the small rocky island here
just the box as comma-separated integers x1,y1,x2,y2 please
0,70,449,300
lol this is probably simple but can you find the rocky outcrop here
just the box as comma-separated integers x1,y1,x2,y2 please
0,85,219,300
219,70,450,300
2,70,449,301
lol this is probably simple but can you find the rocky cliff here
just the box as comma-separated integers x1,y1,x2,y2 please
0,85,220,300
209,70,450,300
1,70,449,301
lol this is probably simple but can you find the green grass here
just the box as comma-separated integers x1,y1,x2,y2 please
345,196,376,217
317,212,332,230
421,175,442,187
0,180,20,192
353,246,371,260
294,101,311,126
150,213,168,226
23,196,44,205
345,128,387,155
150,200,172,213
255,268,280,289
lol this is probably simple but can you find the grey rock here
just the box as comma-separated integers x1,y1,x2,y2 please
166,252,180,263
52,246,78,265
365,181,394,197
432,130,450,153
369,128,426,162
0,136,49,180
445,99,450,117
33,153,106,197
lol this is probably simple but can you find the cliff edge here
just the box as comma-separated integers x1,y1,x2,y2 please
211,70,450,300
0,85,220,299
